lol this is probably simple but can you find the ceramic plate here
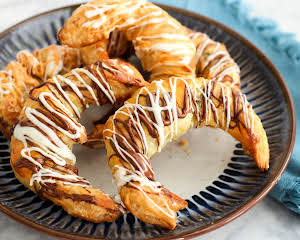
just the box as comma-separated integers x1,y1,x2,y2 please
0,4,295,240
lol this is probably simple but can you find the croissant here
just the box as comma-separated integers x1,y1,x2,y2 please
103,76,269,229
10,59,148,223
58,0,196,80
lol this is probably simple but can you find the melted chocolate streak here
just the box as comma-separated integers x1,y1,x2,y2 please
39,182,98,205
110,82,252,182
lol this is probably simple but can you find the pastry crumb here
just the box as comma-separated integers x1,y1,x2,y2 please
178,139,188,147
215,137,219,142
184,148,190,155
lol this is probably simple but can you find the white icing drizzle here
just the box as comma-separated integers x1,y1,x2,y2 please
226,86,231,130
44,60,63,81
76,68,116,104
83,3,117,28
189,31,203,40
220,84,231,130
107,59,135,76
195,36,213,63
135,33,189,41
13,106,88,188
104,78,194,217
83,0,147,29
120,64,134,75
53,76,81,118
242,94,251,129
57,75,85,108
71,68,99,106
138,42,195,55
128,17,166,31
115,11,162,29
31,168,89,188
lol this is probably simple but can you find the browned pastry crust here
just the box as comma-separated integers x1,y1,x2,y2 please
10,59,148,223
79,41,109,65
17,44,82,81
103,77,269,229
0,62,40,137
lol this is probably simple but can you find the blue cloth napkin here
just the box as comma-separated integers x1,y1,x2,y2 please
154,0,300,214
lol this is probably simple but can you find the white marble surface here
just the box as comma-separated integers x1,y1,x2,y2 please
0,0,299,239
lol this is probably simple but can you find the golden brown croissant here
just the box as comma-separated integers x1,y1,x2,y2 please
58,0,196,80
103,76,269,229
10,59,148,223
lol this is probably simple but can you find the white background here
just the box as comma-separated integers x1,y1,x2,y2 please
0,0,299,239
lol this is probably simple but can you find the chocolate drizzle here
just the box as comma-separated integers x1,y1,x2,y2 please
39,182,98,204
108,80,197,182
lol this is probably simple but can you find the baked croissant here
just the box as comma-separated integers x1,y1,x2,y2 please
58,0,196,80
103,76,269,229
10,59,148,223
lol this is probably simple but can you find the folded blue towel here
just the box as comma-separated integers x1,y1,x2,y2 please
154,0,300,214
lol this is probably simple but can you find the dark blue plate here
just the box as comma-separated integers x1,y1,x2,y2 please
0,4,295,240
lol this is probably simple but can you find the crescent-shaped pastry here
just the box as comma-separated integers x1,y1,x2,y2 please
10,59,148,223
58,0,196,80
103,77,269,229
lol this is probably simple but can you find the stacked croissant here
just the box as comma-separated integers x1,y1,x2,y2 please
0,0,269,230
